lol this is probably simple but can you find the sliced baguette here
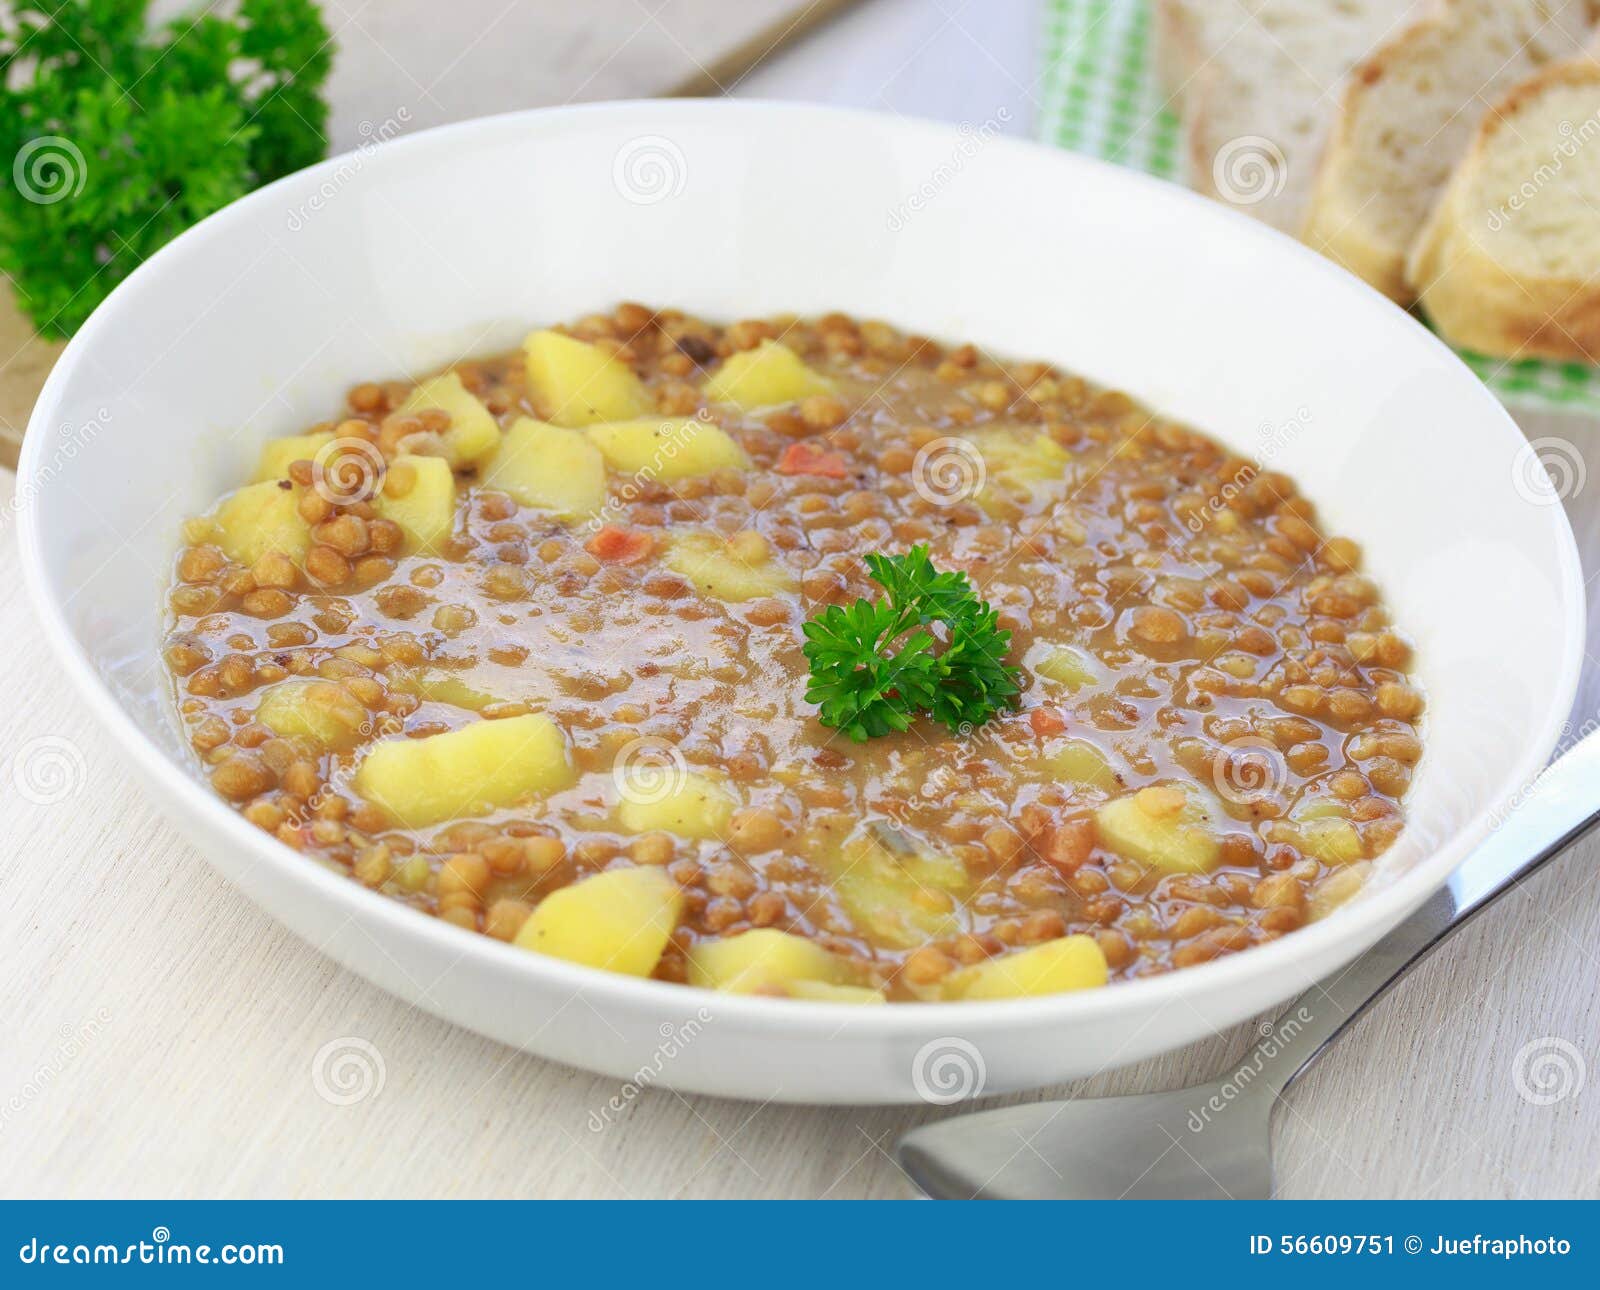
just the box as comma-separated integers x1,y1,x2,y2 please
1408,55,1600,361
1304,0,1600,303
1153,0,1209,109
1181,1,1422,234
1154,3,1285,110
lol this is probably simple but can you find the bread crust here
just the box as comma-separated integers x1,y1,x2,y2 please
1180,3,1427,235
1153,0,1207,110
1301,0,1451,302
1409,56,1600,362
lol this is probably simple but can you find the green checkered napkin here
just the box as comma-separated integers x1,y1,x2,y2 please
1037,0,1600,412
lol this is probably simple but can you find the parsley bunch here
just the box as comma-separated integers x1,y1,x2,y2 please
0,0,333,338
803,546,1023,742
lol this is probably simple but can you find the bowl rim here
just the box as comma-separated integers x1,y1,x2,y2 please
17,97,1588,1039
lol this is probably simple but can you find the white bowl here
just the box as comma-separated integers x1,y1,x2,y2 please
19,102,1584,1104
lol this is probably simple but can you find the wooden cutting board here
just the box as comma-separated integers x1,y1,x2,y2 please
0,0,857,469
0,305,62,469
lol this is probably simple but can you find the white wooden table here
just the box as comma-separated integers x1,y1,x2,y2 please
3,0,1598,1200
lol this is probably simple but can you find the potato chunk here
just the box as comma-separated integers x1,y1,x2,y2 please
353,713,574,827
947,935,1108,1000
211,480,311,565
703,340,833,409
1287,816,1365,865
375,454,456,552
399,371,500,467
687,929,850,995
585,416,748,480
392,671,503,712
1295,799,1350,821
965,427,1071,514
1273,801,1365,865
968,426,1071,485
663,531,797,601
1096,783,1223,875
819,825,969,950
1309,862,1370,921
1042,738,1120,793
1033,644,1098,690
256,680,367,750
483,418,606,520
523,329,649,427
616,771,736,840
515,867,682,977
252,431,333,483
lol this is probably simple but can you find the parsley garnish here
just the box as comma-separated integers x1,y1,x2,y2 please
0,0,334,338
802,545,1023,742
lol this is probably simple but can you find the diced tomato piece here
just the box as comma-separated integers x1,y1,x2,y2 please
1029,707,1067,737
1044,816,1095,874
777,442,849,479
585,525,653,564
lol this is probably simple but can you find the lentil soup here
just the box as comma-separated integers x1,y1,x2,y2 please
162,306,1423,1003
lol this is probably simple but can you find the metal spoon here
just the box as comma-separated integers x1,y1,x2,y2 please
897,733,1600,1200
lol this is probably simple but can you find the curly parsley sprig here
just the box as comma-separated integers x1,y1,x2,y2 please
802,546,1023,742
0,0,334,338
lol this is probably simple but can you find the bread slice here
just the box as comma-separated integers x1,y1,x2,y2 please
1153,0,1208,109
1304,0,1600,302
1179,1,1422,234
1408,55,1600,361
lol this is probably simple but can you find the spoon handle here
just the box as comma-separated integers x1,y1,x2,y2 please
1237,733,1600,1097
